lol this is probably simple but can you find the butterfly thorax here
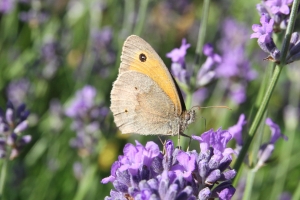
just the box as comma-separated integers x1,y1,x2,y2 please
179,109,196,135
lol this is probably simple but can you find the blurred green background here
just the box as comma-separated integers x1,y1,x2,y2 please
0,0,299,199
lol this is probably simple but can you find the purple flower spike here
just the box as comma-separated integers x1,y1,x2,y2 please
192,128,234,156
265,0,293,15
166,38,191,65
65,85,97,118
251,14,282,60
66,85,109,157
251,15,274,43
196,44,221,87
166,38,191,83
0,101,31,160
265,118,288,144
104,134,236,199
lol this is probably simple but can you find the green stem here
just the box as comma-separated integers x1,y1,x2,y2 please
121,0,134,37
133,0,149,36
0,159,7,197
241,111,267,200
73,164,98,200
292,180,300,200
242,169,255,200
194,0,210,68
188,0,210,108
233,0,299,177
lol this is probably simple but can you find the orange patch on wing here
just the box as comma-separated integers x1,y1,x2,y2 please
128,52,181,114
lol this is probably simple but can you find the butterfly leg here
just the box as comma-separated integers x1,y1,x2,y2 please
158,136,166,154
179,132,191,151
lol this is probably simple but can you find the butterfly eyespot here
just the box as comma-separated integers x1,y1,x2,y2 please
125,109,128,113
135,87,138,90
139,53,147,62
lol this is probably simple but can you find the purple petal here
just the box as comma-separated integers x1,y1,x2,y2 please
198,187,211,200
265,118,288,144
101,175,116,184
14,120,28,133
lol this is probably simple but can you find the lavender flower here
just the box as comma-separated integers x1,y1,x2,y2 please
19,10,48,26
40,40,61,79
265,118,288,144
166,38,191,84
254,118,288,171
0,101,31,160
229,115,287,170
218,18,256,104
6,79,30,107
65,86,108,156
265,0,293,15
257,0,293,30
251,15,281,61
228,114,247,148
279,192,292,200
287,32,300,63
252,1,296,61
196,44,221,87
91,27,116,78
102,128,236,200
0,0,15,14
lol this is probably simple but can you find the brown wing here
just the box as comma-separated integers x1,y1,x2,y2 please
119,35,184,116
110,71,180,136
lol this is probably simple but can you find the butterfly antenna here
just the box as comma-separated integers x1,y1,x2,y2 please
191,105,232,110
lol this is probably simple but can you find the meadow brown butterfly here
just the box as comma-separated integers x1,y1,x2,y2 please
110,35,196,139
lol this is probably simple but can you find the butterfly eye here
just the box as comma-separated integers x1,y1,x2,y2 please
185,113,190,121
139,53,147,62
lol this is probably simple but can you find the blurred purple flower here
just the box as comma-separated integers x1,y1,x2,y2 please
91,27,113,52
40,40,61,79
265,118,288,144
216,48,256,81
103,129,236,199
0,0,14,14
91,27,116,78
164,0,193,14
65,86,109,157
19,10,48,24
196,44,221,87
219,18,249,52
192,88,208,106
0,101,31,160
228,114,247,147
65,86,97,118
279,192,292,200
167,38,190,65
166,38,191,83
217,18,256,104
73,162,84,180
6,79,30,107
229,84,247,104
